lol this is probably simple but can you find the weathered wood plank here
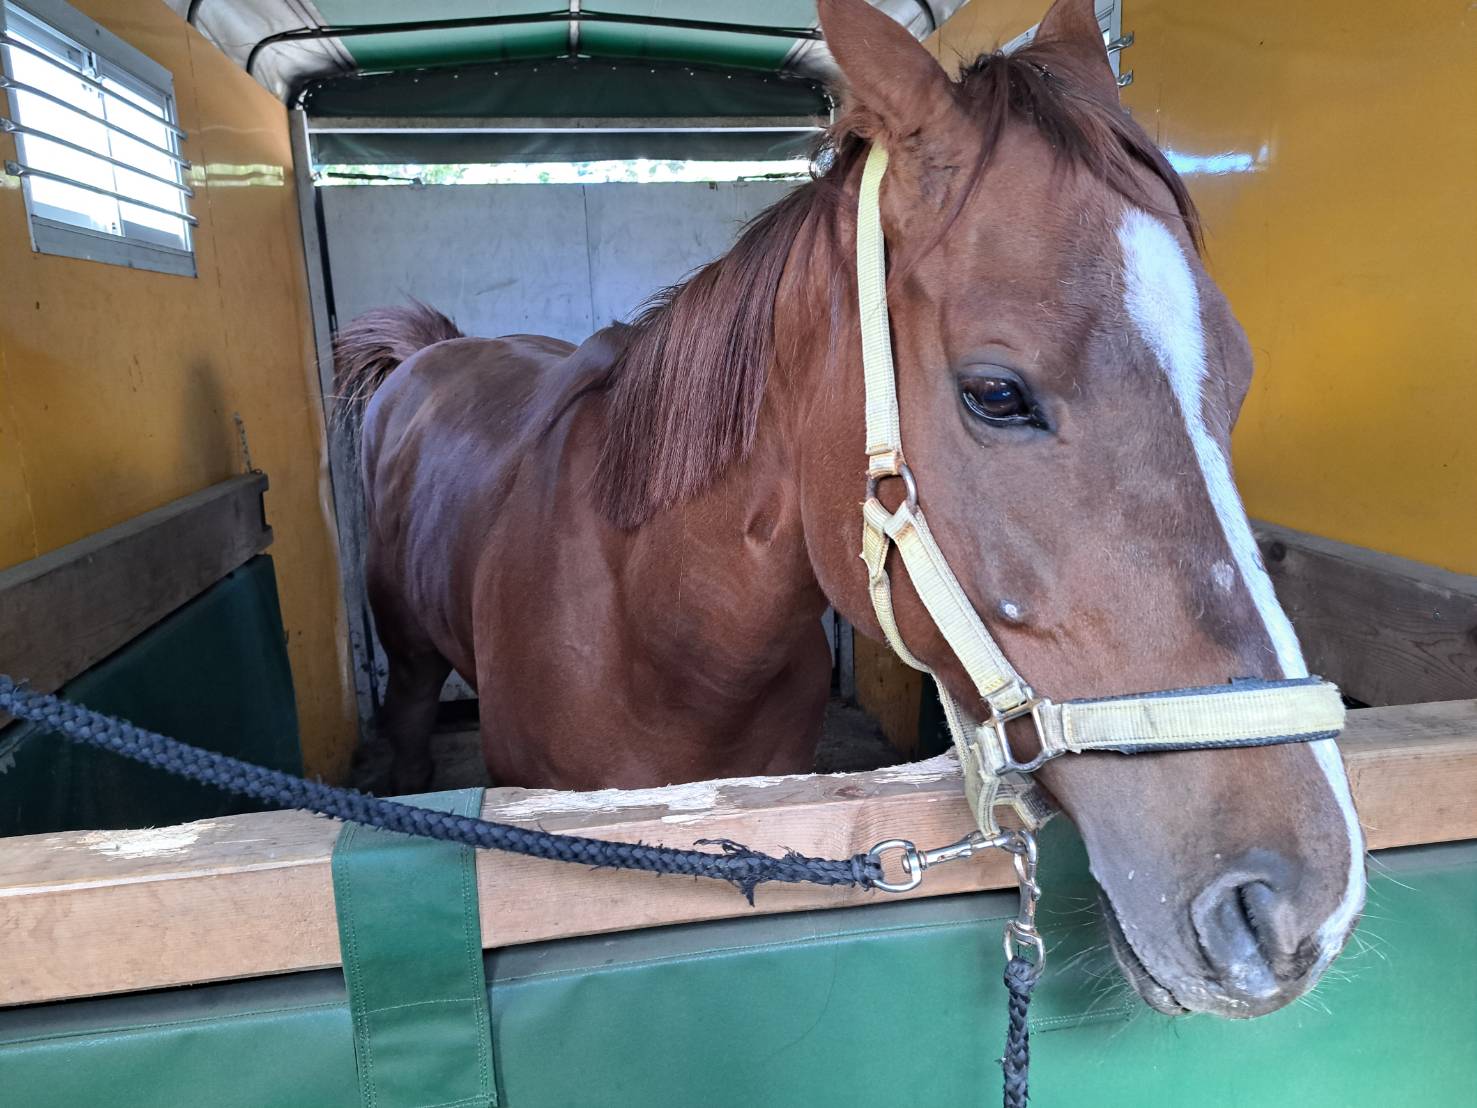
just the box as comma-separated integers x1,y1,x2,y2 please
1,700,1472,1007
0,475,273,722
1341,699,1477,851
0,755,996,1006
1255,521,1477,706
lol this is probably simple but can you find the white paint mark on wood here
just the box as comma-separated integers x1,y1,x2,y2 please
80,823,211,859
490,753,965,822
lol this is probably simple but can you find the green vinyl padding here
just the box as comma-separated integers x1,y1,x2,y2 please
333,789,495,1108
0,554,302,837
2,823,1474,1106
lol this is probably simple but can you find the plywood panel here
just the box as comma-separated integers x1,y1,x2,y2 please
853,632,923,755
185,34,357,779
0,754,1000,1006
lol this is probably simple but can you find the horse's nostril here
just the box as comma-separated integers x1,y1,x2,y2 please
1191,871,1294,1001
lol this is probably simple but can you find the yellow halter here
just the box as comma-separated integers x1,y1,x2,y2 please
854,144,1345,835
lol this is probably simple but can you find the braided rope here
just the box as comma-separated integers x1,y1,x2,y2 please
1001,955,1040,1107
0,677,882,902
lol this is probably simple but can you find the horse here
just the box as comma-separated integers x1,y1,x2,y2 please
335,0,1364,1018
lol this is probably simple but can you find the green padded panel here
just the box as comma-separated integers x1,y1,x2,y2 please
2,826,1474,1106
0,555,303,837
333,790,495,1108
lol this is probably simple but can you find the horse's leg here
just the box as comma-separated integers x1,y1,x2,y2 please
380,650,451,795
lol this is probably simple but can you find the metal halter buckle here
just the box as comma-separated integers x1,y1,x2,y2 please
983,687,1054,776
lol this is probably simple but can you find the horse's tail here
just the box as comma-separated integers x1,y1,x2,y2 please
333,301,463,425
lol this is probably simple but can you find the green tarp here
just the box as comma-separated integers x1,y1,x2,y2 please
0,555,303,836
307,1,818,73
332,789,496,1108
305,58,828,165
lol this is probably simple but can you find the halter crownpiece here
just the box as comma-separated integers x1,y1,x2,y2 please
853,144,1345,835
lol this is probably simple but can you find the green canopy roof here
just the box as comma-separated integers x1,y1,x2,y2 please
308,1,820,74
172,1,967,163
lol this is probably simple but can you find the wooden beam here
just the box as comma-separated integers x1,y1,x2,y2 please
1255,521,1477,706
1,699,1473,1007
0,475,271,723
1340,698,1477,852
0,754,996,1006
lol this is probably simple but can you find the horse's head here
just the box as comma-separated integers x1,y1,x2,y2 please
804,0,1365,1017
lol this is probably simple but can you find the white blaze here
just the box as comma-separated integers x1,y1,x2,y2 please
1116,208,1365,958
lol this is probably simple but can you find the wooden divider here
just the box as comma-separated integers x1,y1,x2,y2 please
2,699,1474,1007
1254,521,1477,707
0,475,272,726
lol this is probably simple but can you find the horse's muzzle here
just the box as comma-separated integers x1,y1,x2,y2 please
1103,848,1348,1019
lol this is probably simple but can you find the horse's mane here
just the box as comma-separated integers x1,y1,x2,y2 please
593,41,1199,529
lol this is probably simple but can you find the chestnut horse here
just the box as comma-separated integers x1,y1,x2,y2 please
336,0,1363,1018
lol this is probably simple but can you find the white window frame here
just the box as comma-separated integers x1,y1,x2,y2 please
0,0,196,277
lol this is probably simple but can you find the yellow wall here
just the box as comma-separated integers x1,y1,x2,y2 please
1120,0,1477,575
929,1,1477,575
0,0,357,776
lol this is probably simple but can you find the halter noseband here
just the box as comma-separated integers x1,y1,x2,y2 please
854,144,1344,834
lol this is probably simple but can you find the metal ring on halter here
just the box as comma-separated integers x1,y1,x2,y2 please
865,460,918,513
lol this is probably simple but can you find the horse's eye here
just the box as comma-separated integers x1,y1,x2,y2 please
960,375,1040,426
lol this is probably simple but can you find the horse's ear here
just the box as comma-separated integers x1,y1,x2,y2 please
1034,0,1119,102
817,0,954,140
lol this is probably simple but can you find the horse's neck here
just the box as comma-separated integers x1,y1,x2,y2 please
587,194,847,694
615,404,828,692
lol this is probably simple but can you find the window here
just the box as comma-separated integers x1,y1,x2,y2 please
1,0,195,276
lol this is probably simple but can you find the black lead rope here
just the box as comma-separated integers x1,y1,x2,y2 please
0,677,878,901
0,675,1038,1106
1002,956,1040,1107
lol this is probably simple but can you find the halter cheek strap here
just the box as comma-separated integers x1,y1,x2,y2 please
854,144,1345,835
